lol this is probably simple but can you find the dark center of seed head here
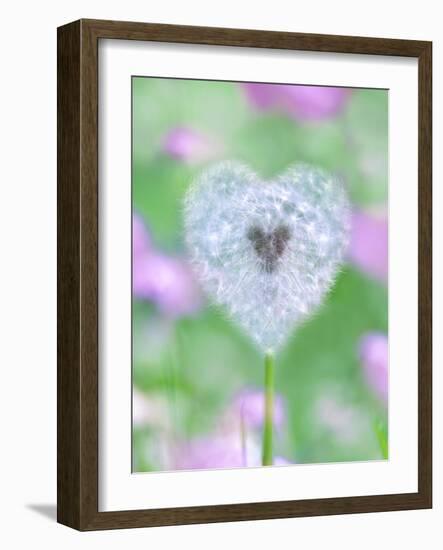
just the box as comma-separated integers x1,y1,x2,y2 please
247,224,291,273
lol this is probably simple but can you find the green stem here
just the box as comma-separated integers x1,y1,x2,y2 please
262,351,275,466
374,417,388,460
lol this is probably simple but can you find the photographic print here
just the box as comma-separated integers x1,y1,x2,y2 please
132,77,388,473
57,20,431,529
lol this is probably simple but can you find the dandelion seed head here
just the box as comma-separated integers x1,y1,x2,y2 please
184,161,350,351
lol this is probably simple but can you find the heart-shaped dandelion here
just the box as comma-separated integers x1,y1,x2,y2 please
184,161,350,465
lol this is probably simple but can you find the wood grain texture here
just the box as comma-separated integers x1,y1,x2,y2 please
83,18,429,56
57,20,81,528
417,42,432,507
57,19,432,531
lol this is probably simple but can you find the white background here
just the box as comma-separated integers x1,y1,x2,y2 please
0,0,440,548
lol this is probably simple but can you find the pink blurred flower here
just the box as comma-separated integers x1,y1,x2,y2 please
242,83,351,122
175,434,290,470
242,83,276,109
225,388,286,431
359,332,388,404
349,210,388,282
274,456,291,466
132,214,201,317
162,126,218,164
134,253,201,316
173,387,291,470
133,213,151,258
175,435,254,470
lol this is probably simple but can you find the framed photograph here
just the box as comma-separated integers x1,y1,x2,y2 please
57,19,432,530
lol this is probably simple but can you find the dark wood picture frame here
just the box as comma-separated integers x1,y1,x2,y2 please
57,18,432,531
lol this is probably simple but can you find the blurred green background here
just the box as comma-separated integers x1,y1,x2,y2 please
132,77,388,472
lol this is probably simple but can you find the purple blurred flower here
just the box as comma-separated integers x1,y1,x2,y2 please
242,83,351,122
274,456,291,466
176,388,290,470
359,332,388,404
134,253,201,316
173,388,291,470
224,388,286,431
175,434,290,470
133,214,201,317
175,435,252,470
133,213,151,258
242,83,276,109
349,210,388,282
162,126,218,164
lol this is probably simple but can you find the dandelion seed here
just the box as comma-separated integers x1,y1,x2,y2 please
184,161,350,352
